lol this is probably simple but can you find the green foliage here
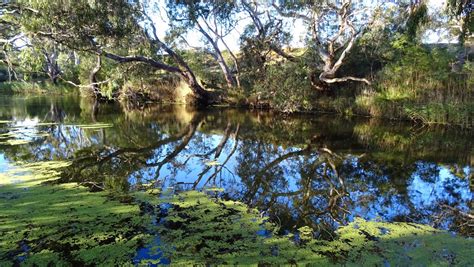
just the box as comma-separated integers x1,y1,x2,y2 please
405,2,429,41
446,0,473,43
0,81,75,95
363,35,474,126
17,0,143,50
245,60,314,112
181,50,224,88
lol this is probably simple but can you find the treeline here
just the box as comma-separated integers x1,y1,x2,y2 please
0,0,473,125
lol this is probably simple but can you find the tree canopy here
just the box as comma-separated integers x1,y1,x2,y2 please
0,0,472,113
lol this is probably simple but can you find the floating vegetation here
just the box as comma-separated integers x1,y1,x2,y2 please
0,161,153,266
7,123,59,129
203,159,220,166
0,132,14,138
0,161,70,186
66,123,113,129
0,123,54,146
0,139,32,146
34,122,59,126
140,190,474,265
320,218,474,266
203,187,225,192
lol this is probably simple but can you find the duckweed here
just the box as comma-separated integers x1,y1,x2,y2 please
1,163,472,265
0,161,152,266
66,123,113,129
146,190,474,265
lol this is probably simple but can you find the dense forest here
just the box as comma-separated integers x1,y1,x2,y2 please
1,0,472,125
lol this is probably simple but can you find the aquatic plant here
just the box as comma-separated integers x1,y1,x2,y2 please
143,190,474,265
0,161,153,265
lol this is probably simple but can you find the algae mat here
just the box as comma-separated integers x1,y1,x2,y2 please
1,162,473,265
145,190,474,266
0,161,152,266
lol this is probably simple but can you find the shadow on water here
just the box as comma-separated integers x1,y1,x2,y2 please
0,94,472,264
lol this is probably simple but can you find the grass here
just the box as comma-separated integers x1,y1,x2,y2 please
0,81,76,95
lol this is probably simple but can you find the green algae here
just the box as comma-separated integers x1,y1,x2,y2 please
0,139,32,146
0,161,152,266
146,190,474,266
65,123,113,129
321,218,474,266
0,161,70,186
0,166,472,265
0,124,53,146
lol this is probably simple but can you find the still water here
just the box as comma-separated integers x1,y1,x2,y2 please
0,94,472,237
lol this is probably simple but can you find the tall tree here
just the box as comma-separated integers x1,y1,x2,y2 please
166,1,240,88
273,0,380,89
7,0,211,104
446,0,473,44
241,0,295,62
0,2,24,81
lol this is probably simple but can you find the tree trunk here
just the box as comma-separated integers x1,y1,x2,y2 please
218,36,241,88
43,49,61,84
89,55,102,98
215,51,236,88
155,41,211,105
196,22,236,88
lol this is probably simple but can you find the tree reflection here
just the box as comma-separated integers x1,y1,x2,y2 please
0,96,471,236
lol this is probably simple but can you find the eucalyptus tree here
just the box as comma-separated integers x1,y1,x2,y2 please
237,0,295,92
445,0,473,71
240,0,295,62
6,0,211,103
272,0,383,89
15,38,75,83
446,0,473,44
0,1,24,81
166,1,241,88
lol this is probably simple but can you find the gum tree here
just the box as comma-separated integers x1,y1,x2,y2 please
6,0,211,104
272,0,380,89
166,1,241,88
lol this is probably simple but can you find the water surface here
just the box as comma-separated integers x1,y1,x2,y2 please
0,94,472,236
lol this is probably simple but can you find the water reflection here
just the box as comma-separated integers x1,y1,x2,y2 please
0,95,472,236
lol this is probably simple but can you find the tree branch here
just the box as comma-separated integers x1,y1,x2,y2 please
319,75,371,85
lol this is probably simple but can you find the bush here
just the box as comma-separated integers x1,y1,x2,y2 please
253,61,314,112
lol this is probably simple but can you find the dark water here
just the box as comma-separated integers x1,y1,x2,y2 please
0,94,472,236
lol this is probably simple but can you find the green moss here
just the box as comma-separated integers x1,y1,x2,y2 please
0,161,152,265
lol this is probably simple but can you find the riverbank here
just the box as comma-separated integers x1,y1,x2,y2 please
0,81,76,95
1,78,473,131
